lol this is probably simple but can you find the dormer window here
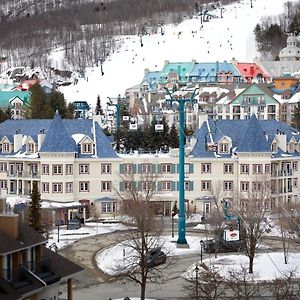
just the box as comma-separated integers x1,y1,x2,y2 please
219,143,229,153
289,142,295,153
82,143,92,154
27,143,35,153
2,142,9,153
271,142,278,153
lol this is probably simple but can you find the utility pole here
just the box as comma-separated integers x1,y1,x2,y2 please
107,95,127,130
164,88,198,246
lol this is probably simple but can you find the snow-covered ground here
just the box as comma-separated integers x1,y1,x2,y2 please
184,252,300,281
47,221,127,250
58,0,298,109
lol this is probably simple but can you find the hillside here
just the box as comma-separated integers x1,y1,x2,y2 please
57,0,299,109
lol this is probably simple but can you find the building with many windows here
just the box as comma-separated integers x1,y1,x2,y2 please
0,111,299,219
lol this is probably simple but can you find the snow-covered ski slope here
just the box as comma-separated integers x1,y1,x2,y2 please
59,0,297,108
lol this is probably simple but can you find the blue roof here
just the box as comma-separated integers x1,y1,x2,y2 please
40,111,77,153
191,115,300,158
237,114,270,152
0,112,118,158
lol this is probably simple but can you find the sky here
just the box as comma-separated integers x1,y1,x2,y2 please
57,0,297,109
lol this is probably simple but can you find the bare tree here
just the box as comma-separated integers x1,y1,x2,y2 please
236,180,271,274
112,170,170,300
270,269,300,300
184,265,225,300
227,265,261,299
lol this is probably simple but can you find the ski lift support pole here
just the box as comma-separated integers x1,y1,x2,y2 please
164,87,198,246
107,95,126,130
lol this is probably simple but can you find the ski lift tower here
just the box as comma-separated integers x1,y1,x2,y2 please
107,94,127,130
164,87,198,247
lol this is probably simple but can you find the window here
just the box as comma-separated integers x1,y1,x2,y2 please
161,181,172,191
240,164,249,174
52,183,63,193
161,163,172,173
42,182,49,193
219,143,229,153
293,178,298,188
66,164,73,175
141,163,152,174
293,162,298,171
271,143,278,152
2,143,9,153
141,181,152,191
101,163,111,174
42,164,49,175
253,164,263,174
82,143,93,154
4,253,12,281
201,163,211,173
224,163,234,174
101,181,111,191
0,180,7,189
101,202,117,213
27,143,35,153
252,182,262,192
79,164,89,174
240,181,249,192
204,202,211,214
184,163,191,173
66,182,73,193
30,164,38,177
124,164,133,174
79,181,89,192
201,180,211,191
223,181,233,191
0,162,7,172
53,164,62,175
124,181,133,191
265,164,270,174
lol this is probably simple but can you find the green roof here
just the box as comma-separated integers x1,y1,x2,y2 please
160,62,195,83
0,90,30,108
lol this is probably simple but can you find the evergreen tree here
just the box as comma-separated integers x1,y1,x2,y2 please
65,102,75,119
168,123,179,148
26,83,52,119
28,182,45,234
0,108,11,123
95,95,103,115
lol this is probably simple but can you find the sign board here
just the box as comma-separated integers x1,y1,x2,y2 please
130,123,138,130
107,116,114,121
223,229,239,241
155,124,164,131
67,219,81,230
123,116,130,121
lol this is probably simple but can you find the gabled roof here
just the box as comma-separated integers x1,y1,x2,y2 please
235,62,269,79
40,111,77,153
0,90,30,108
160,62,195,83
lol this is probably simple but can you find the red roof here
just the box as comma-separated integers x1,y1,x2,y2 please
15,79,40,91
234,63,269,82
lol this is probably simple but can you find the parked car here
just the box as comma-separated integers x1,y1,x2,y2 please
145,247,166,268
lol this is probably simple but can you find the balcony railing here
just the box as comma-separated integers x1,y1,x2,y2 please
6,171,40,179
271,169,293,177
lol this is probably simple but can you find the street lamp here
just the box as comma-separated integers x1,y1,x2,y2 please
200,239,204,263
171,210,175,238
195,263,199,300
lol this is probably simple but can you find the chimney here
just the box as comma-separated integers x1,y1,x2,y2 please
38,129,45,151
275,132,287,152
14,129,22,152
0,199,19,239
198,111,208,129
144,68,149,75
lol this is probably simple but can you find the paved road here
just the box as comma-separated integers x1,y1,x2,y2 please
58,221,299,300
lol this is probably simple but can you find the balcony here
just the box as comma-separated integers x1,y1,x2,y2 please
6,171,40,179
271,169,293,177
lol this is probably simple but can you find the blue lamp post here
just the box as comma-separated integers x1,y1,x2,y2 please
164,88,198,246
107,95,127,130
